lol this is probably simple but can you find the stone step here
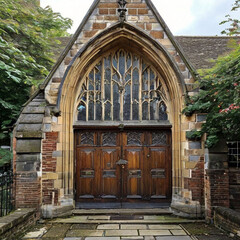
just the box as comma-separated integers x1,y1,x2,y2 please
73,208,172,216
53,215,203,225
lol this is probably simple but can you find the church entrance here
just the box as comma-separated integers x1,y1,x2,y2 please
75,128,171,208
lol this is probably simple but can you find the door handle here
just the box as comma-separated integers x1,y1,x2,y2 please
116,159,128,165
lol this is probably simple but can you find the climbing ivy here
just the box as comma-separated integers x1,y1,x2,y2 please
183,45,240,148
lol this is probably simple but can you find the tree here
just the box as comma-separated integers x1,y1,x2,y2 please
183,1,240,148
220,0,240,35
0,0,72,143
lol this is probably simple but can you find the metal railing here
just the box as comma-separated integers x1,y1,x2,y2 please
0,171,14,217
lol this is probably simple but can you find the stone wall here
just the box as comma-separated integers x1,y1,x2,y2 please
13,0,208,217
229,169,240,210
214,207,240,238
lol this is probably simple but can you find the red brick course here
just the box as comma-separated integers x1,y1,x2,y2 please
205,169,230,219
184,157,204,204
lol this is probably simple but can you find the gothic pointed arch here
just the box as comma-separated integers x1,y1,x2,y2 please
57,22,186,196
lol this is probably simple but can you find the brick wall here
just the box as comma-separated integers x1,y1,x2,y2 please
184,157,204,204
205,169,230,219
42,132,59,205
229,169,240,210
15,173,41,209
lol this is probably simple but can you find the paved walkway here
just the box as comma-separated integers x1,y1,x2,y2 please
21,215,240,240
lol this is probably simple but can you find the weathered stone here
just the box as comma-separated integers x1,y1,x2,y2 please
170,230,187,235
23,227,47,239
19,114,44,123
148,225,182,230
189,142,201,149
97,224,119,230
22,106,45,114
16,161,40,172
15,131,43,138
17,124,42,132
139,230,171,236
189,155,200,162
155,237,192,240
43,224,71,238
66,230,104,237
196,114,207,122
120,224,147,230
17,154,40,162
105,230,138,236
16,140,41,153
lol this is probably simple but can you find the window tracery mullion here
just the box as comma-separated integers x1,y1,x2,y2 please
77,49,168,123
130,59,133,120
101,58,105,121
110,54,114,121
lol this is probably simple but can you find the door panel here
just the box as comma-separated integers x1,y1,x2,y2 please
125,148,142,199
149,148,167,198
75,129,172,205
76,148,96,199
101,148,120,198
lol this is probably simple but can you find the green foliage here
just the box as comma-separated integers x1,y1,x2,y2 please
183,45,240,148
0,0,72,140
220,0,240,35
186,130,203,141
0,149,12,167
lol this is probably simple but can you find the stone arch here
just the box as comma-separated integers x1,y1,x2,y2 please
57,22,186,199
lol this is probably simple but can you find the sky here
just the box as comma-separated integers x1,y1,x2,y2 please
40,0,239,36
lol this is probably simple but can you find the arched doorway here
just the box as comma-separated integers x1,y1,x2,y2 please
74,48,172,208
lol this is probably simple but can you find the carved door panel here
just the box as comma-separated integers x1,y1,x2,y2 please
75,129,171,204
147,131,171,199
99,132,121,199
122,131,144,200
76,148,97,199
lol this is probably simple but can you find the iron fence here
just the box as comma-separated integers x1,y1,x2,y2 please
0,171,14,217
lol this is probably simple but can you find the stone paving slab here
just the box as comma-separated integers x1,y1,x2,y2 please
85,238,120,240
42,224,71,238
97,224,119,230
148,225,182,230
88,216,111,220
120,237,144,239
71,224,97,230
66,230,104,237
54,216,88,223
22,227,47,239
155,237,192,240
64,238,83,240
170,229,187,235
105,230,138,237
120,224,147,230
139,230,172,236
144,237,155,240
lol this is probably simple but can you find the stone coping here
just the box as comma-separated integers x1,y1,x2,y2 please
215,207,240,225
0,208,36,236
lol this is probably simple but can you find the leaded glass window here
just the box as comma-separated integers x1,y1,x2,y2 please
77,49,168,122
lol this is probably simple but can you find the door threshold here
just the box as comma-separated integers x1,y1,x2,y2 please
73,207,172,216
75,202,171,210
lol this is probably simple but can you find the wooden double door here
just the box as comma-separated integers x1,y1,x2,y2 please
75,129,171,206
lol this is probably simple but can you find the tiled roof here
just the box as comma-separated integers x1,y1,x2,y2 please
54,36,240,70
175,36,240,69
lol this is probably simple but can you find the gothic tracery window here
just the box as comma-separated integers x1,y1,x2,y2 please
77,49,168,122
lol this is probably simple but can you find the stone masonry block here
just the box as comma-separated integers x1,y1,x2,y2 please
17,154,41,163
189,155,200,162
19,114,44,124
150,31,164,39
16,140,41,153
189,142,202,149
16,161,40,172
22,107,45,114
17,124,42,132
